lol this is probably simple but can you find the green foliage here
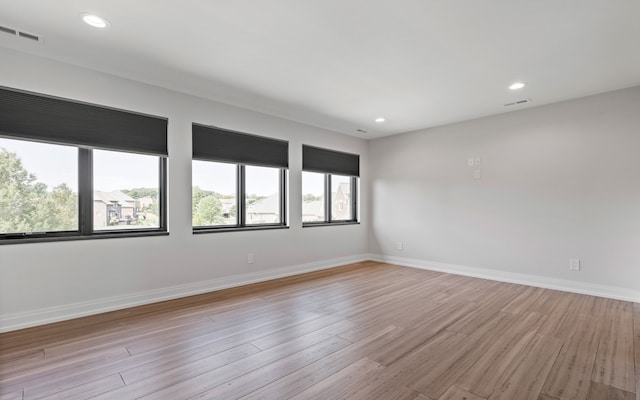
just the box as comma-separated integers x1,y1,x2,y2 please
192,186,215,212
122,187,159,214
246,193,265,206
0,149,77,233
44,183,78,230
192,195,224,226
303,193,322,202
121,187,158,200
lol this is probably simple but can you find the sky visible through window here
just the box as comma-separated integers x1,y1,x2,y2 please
3,137,327,197
0,138,160,192
0,138,78,191
193,161,302,196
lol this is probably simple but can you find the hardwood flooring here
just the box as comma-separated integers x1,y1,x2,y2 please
0,261,637,400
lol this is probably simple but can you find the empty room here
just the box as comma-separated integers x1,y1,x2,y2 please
1,1,639,399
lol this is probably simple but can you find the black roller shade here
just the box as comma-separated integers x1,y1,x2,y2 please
303,145,359,177
192,123,288,168
0,86,168,156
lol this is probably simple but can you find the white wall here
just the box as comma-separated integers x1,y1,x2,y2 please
369,86,640,300
0,48,369,331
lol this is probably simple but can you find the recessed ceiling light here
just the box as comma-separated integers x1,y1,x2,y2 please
509,82,526,90
375,117,385,123
81,13,109,29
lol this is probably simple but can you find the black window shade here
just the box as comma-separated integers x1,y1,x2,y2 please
192,123,288,168
302,145,359,177
0,86,168,156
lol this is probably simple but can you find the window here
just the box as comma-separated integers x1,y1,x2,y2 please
245,165,282,225
302,145,359,225
93,150,161,231
192,160,237,227
0,138,78,235
192,124,288,232
0,87,168,243
301,171,325,222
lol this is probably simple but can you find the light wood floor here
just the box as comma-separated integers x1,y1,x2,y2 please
0,261,638,400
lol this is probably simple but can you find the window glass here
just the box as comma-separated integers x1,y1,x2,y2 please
331,175,352,221
192,160,237,226
0,138,78,234
93,149,160,230
302,171,325,222
245,165,281,224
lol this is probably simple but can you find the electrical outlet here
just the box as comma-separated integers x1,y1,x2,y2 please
474,169,482,180
569,259,580,271
397,242,403,251
474,157,481,166
247,253,254,264
467,157,474,167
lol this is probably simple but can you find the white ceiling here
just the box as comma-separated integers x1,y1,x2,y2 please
1,0,639,139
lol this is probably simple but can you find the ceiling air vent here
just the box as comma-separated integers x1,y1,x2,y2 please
356,129,368,134
0,24,42,43
0,25,17,35
504,98,532,107
18,31,40,42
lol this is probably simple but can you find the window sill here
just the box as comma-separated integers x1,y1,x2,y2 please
193,225,289,234
302,221,360,228
0,230,169,245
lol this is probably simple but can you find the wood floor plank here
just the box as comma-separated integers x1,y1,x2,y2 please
94,330,350,400
501,286,547,315
20,343,257,400
141,336,350,399
522,289,563,315
123,311,310,357
124,311,314,355
371,386,434,400
10,311,327,397
586,381,634,400
447,287,520,335
0,349,44,367
455,312,545,398
488,334,563,400
0,390,23,400
120,342,259,385
250,314,352,350
576,295,608,319
343,384,433,400
538,292,585,340
542,314,602,400
239,326,401,400
407,312,518,399
30,374,124,400
633,303,640,400
344,330,466,400
439,385,486,400
591,304,635,392
0,346,131,395
0,263,635,400
286,357,383,400
368,301,477,365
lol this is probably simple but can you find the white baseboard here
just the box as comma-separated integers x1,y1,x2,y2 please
0,254,370,333
368,254,640,303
